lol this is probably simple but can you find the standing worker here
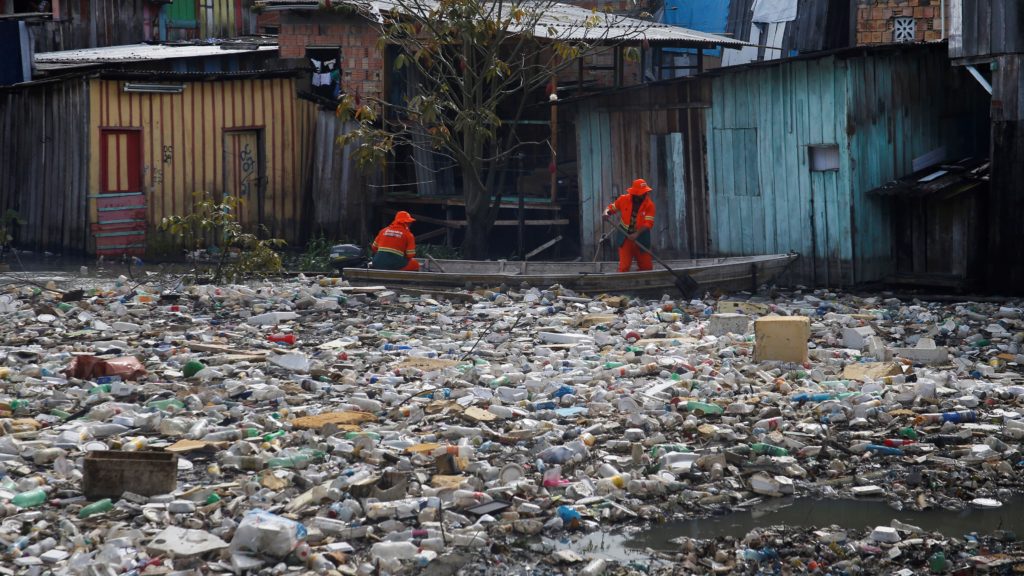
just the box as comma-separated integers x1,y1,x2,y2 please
603,178,655,272
370,211,420,271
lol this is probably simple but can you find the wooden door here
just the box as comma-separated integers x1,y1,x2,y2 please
223,129,264,230
94,129,146,257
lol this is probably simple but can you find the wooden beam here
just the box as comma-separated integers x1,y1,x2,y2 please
383,196,562,211
525,235,563,260
415,227,447,242
384,208,568,228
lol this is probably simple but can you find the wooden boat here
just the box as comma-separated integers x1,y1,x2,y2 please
341,253,798,294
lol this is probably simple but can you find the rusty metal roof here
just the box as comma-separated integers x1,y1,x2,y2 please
254,0,747,47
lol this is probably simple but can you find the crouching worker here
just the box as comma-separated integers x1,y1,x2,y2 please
371,211,420,271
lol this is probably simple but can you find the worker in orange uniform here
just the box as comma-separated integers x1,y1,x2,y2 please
603,178,655,272
371,211,420,271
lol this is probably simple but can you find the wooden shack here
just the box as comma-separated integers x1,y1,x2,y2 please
572,42,990,286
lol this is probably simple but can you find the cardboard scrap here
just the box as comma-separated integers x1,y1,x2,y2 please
430,475,468,489
842,361,904,382
187,343,268,357
718,301,772,315
405,443,442,455
395,357,463,371
462,406,496,423
165,439,213,454
577,314,617,328
259,470,289,490
291,411,377,430
600,295,628,309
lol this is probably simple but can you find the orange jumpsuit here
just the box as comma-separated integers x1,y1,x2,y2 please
606,193,655,272
371,223,420,271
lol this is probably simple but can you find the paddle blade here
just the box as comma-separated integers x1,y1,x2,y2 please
675,272,700,299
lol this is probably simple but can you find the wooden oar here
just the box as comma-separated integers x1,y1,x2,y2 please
633,241,700,299
426,254,446,273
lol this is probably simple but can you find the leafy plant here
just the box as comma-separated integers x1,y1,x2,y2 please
416,243,462,260
160,192,286,283
299,233,335,272
0,209,25,256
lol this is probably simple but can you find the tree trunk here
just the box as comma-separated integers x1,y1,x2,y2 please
462,177,492,259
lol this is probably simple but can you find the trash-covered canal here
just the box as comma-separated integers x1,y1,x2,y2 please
2,263,1024,574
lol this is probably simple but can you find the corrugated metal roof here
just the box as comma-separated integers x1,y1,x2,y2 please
35,43,278,65
254,0,746,47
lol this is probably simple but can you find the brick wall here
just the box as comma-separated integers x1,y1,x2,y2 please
279,11,385,102
856,0,947,45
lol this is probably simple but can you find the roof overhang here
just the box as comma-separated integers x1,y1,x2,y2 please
254,0,747,49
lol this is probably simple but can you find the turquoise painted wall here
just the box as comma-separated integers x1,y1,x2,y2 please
704,44,988,285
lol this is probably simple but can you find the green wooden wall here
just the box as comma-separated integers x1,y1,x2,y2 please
705,44,988,285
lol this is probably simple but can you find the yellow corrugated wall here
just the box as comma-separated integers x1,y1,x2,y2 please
88,77,316,252
198,0,240,38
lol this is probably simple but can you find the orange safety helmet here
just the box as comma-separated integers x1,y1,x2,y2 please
627,178,652,196
393,211,416,224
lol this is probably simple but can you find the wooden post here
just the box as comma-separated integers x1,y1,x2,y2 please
614,46,624,88
550,84,558,202
577,57,584,92
697,48,704,74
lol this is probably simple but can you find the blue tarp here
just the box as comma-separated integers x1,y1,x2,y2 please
662,0,730,56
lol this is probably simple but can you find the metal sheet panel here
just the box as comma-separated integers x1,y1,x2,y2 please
307,110,375,244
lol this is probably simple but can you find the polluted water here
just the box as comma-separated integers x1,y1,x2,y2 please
2,266,1024,574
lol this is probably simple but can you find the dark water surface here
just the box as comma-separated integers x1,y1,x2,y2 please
563,496,1024,562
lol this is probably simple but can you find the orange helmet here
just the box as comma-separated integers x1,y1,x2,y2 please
393,211,416,224
627,179,652,196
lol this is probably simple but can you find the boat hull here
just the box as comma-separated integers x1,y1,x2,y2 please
342,253,798,294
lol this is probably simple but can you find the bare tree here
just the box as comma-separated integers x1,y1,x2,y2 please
336,0,651,258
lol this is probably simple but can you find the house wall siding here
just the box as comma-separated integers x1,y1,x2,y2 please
23,0,146,53
0,77,90,253
987,54,1024,289
575,80,711,260
87,77,316,255
703,44,987,286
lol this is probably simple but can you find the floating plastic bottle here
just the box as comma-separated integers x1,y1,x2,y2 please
267,333,296,345
750,443,789,457
78,498,113,519
11,487,50,508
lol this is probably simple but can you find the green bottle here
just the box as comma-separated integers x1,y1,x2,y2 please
183,360,206,378
206,493,222,505
11,487,49,508
148,398,186,412
899,427,919,440
928,551,947,573
750,443,789,457
50,409,72,420
89,384,112,395
344,431,381,442
78,498,113,518
686,401,724,415
267,449,325,469
262,430,286,442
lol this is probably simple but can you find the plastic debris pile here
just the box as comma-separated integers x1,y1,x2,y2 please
1,272,1024,574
